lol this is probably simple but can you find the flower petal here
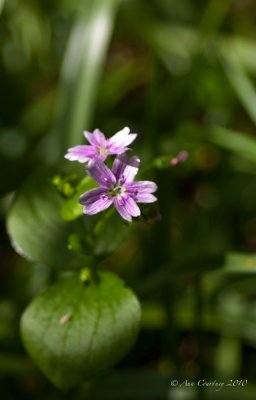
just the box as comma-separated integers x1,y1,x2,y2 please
79,188,112,215
83,131,97,146
113,195,140,221
64,145,96,163
87,159,116,188
83,129,106,147
134,193,157,203
127,181,158,194
112,154,140,183
124,196,141,217
92,129,106,144
107,146,130,155
108,127,137,149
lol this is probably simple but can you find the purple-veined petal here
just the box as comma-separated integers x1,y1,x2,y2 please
79,187,113,215
113,195,140,221
79,187,106,204
114,203,131,221
87,159,116,188
124,196,141,217
126,180,158,194
64,145,96,163
108,127,137,148
112,154,140,183
107,146,130,155
133,193,157,203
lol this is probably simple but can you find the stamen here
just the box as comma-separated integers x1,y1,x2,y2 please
97,145,109,157
108,183,125,198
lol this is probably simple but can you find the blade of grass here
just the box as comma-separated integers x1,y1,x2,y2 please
55,0,120,160
0,0,5,14
200,0,234,35
208,126,256,164
221,37,256,74
219,52,256,126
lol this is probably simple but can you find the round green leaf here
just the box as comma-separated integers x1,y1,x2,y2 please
7,169,85,269
20,271,141,390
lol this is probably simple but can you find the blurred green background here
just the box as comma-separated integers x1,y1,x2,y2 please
2,0,256,398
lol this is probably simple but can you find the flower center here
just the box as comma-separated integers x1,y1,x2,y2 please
97,145,109,157
108,183,125,198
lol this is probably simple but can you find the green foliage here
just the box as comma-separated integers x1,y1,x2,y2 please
209,126,256,165
223,252,256,275
7,169,86,269
2,0,256,397
60,176,97,221
0,0,5,14
92,211,133,256
21,271,141,390
220,48,256,127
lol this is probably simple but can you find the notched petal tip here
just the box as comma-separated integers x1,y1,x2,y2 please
112,154,140,183
114,126,130,136
83,130,94,145
108,126,137,148
83,128,106,147
115,126,130,136
123,133,137,147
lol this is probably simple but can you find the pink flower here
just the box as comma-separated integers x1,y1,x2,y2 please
170,150,188,166
64,127,137,163
79,154,157,222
